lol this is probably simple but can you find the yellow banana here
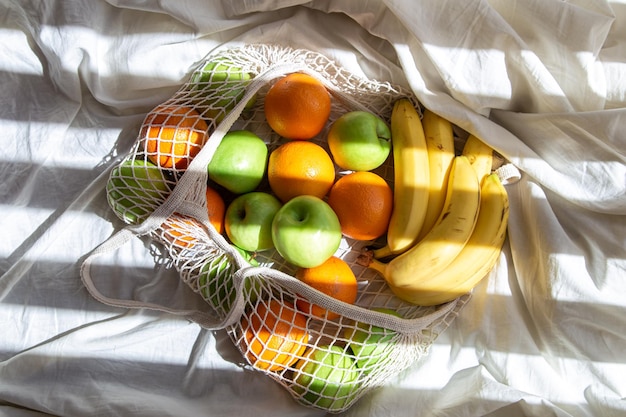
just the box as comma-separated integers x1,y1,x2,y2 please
416,109,455,242
462,134,493,184
364,156,481,305
373,98,429,259
399,173,509,306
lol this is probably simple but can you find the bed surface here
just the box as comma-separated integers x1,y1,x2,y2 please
1,1,625,416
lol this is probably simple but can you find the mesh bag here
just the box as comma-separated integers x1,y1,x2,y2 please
81,44,470,413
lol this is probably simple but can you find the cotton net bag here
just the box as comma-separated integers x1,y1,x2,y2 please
81,44,470,413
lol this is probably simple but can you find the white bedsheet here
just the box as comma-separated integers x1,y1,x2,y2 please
1,1,625,416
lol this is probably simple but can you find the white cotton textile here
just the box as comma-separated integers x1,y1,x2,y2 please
1,1,625,416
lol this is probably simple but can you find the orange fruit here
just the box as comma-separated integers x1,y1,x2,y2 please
295,256,358,320
205,186,225,234
161,187,225,248
241,299,309,371
327,171,393,241
264,73,331,140
268,141,335,202
143,104,209,170
161,214,202,249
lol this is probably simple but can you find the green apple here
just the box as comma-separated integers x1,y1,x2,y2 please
198,246,260,313
208,130,268,194
292,345,360,411
271,195,342,268
189,59,256,121
106,159,171,224
344,308,402,371
225,191,282,251
327,111,391,171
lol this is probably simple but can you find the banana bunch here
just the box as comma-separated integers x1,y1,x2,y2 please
363,99,510,306
407,173,510,305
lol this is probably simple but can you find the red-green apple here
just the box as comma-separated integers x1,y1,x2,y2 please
292,345,360,411
225,191,282,251
106,159,171,224
271,195,342,268
327,111,391,171
344,307,402,371
208,130,268,194
198,246,260,313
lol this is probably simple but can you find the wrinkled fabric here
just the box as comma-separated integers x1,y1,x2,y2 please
1,1,625,416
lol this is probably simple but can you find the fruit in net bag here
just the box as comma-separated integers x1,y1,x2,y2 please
267,141,335,203
271,195,342,268
161,215,203,249
205,186,226,234
189,58,256,121
295,256,358,320
264,72,331,140
292,345,360,411
327,171,393,241
240,299,310,372
344,308,402,370
225,192,282,252
106,159,171,224
198,246,259,313
142,104,209,170
327,111,391,171
208,130,268,195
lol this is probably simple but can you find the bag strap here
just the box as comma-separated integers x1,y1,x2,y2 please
79,228,225,329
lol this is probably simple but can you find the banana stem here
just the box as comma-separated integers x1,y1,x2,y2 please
356,249,388,276
368,259,388,276
372,245,393,259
